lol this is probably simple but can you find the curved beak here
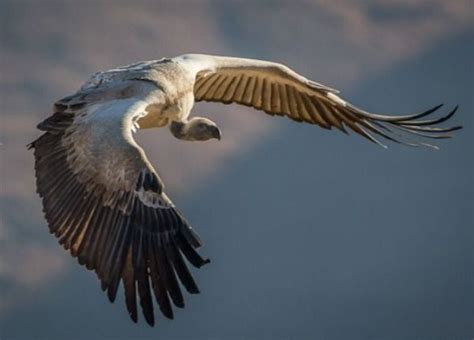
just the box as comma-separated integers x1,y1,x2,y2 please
212,126,221,141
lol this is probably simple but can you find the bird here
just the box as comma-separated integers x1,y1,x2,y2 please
29,54,461,326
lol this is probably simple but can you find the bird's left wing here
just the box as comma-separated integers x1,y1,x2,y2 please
29,80,208,326
188,54,461,148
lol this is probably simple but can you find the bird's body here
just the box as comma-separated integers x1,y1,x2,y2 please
79,58,194,129
29,54,461,326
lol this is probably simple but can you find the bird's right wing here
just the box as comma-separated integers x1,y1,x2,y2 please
29,79,209,326
187,54,461,148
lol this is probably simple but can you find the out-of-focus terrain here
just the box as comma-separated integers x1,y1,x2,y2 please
1,1,473,339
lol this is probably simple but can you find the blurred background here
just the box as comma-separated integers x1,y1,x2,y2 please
0,1,473,339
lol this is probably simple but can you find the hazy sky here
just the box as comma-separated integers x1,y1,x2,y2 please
1,1,473,339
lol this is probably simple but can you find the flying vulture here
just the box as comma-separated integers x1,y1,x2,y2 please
29,54,461,326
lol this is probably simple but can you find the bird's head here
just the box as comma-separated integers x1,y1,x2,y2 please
185,117,221,141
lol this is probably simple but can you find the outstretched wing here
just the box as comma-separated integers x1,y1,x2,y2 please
188,54,461,148
29,79,209,326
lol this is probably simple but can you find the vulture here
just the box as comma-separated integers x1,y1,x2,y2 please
29,54,461,326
